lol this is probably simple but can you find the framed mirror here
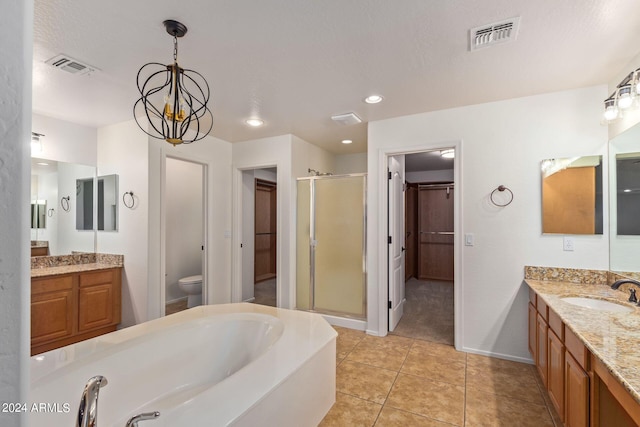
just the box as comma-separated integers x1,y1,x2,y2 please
541,156,604,235
610,123,640,278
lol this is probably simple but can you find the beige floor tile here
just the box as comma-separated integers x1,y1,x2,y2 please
361,333,415,350
319,392,382,427
410,339,466,364
374,406,453,427
335,326,366,361
532,365,563,426
386,374,464,426
401,351,465,386
347,338,411,371
337,361,398,404
465,386,554,427
466,357,545,405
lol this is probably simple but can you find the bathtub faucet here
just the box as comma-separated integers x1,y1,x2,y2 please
76,375,108,427
126,411,161,427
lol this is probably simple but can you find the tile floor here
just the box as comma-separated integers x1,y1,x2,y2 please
320,326,559,427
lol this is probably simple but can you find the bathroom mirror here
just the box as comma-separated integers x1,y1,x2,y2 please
541,156,603,235
609,123,640,278
30,200,46,229
31,157,97,255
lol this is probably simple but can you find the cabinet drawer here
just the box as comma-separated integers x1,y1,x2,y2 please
537,297,549,321
32,275,73,294
565,327,588,370
548,307,564,341
80,269,114,287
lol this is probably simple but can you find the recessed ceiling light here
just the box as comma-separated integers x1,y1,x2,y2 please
245,118,264,127
441,149,455,158
364,95,383,104
36,162,49,166
341,139,353,144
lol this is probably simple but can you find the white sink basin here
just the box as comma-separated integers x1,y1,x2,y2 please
561,297,634,313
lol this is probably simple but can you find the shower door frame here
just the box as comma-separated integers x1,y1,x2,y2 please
297,173,368,320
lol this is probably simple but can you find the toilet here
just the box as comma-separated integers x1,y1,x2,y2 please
178,275,203,308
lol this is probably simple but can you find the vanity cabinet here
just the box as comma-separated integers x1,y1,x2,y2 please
528,288,640,427
31,267,121,355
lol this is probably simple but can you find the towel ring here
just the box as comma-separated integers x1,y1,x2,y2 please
123,191,135,209
490,185,513,207
47,208,55,217
61,196,70,212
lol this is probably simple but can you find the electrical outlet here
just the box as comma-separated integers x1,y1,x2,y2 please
563,236,574,251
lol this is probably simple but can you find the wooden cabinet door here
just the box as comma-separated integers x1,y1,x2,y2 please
548,329,565,422
566,351,589,427
31,289,75,345
79,284,114,331
536,313,549,387
528,303,537,359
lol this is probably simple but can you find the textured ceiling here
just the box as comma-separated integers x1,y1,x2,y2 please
32,0,640,154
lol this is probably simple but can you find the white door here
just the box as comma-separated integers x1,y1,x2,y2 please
388,155,405,331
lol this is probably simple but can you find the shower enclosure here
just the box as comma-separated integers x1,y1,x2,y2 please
296,174,367,319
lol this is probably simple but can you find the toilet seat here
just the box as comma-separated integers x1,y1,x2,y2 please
179,275,202,285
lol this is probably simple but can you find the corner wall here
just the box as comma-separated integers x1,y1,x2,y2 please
0,0,32,424
367,86,609,361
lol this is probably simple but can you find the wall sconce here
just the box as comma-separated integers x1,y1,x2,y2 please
603,68,640,123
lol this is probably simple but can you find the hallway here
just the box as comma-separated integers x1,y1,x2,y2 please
391,279,454,345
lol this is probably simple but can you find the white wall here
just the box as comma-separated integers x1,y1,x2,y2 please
406,169,454,183
97,120,149,327
0,0,32,423
165,158,203,302
147,132,232,320
367,86,609,362
335,152,367,174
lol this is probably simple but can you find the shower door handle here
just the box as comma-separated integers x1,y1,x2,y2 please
310,239,318,248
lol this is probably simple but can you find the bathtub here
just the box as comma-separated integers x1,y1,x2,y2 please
30,303,337,426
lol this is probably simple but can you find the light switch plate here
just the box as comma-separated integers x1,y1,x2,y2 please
465,233,474,246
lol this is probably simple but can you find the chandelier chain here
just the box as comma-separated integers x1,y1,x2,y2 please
173,35,178,62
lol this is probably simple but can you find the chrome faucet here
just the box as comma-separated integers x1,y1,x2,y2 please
76,375,108,427
125,411,160,427
611,279,640,304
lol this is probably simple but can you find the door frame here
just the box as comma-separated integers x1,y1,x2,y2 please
160,153,209,316
231,162,281,306
376,140,463,350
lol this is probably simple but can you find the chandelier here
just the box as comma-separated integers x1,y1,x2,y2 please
134,20,213,146
603,67,640,123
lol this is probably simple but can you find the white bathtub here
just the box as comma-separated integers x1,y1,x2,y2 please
30,303,337,426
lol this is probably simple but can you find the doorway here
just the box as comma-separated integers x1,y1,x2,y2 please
388,149,455,345
241,168,278,307
253,178,277,306
164,157,206,315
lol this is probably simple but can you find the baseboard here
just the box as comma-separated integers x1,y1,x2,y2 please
166,296,188,305
321,314,366,331
243,297,256,303
461,346,534,365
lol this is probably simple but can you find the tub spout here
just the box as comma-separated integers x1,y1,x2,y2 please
126,411,160,427
76,375,108,427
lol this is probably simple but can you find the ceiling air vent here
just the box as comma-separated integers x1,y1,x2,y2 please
45,54,98,76
330,112,362,126
469,17,520,51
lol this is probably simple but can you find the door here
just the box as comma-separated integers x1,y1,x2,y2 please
418,184,454,281
388,155,405,331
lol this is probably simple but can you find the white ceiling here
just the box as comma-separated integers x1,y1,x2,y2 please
32,0,640,154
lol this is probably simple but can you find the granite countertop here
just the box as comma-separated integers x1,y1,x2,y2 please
31,263,122,278
526,279,640,404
